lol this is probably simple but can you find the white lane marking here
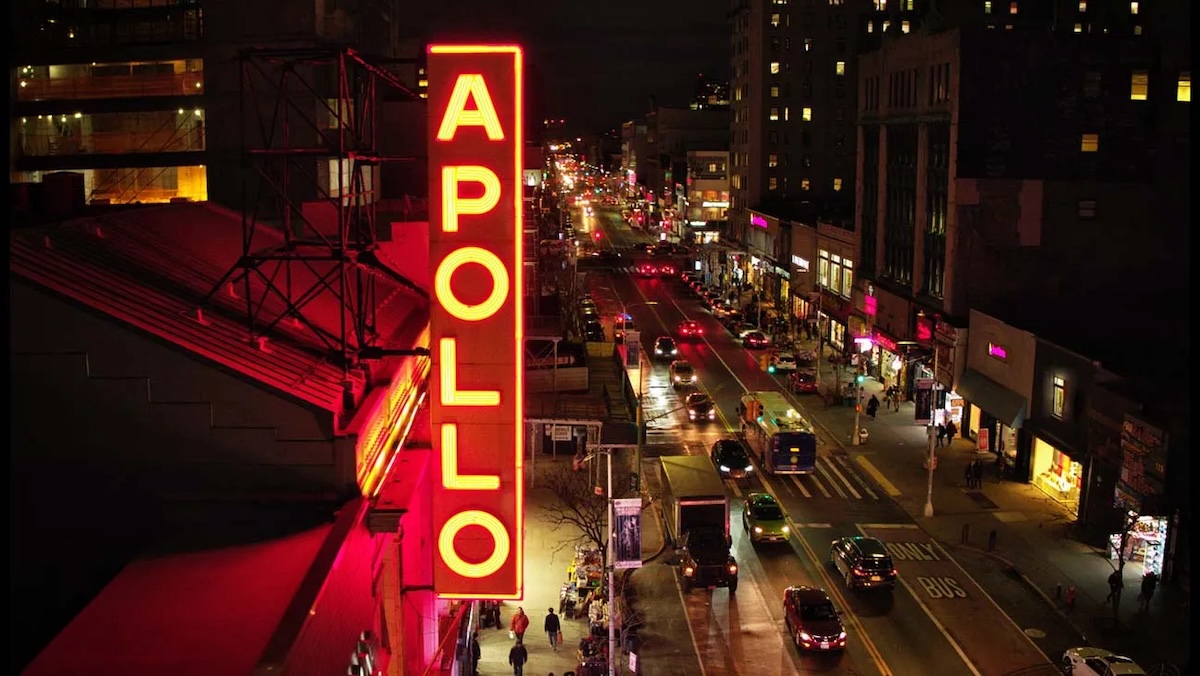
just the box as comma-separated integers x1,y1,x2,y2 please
855,524,982,676
854,454,902,497
836,455,879,499
859,523,920,529
726,479,743,499
789,475,812,498
810,471,832,498
796,523,833,528
823,455,863,499
816,460,849,498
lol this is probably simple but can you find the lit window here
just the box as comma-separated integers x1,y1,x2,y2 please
804,38,813,52
1009,1,1018,13
902,20,911,33
1129,1,1138,14
984,0,992,12
835,61,846,76
1179,72,1191,102
801,179,811,190
770,108,781,121
1074,23,1083,33
1134,24,1142,35
770,62,781,74
802,107,812,121
769,177,779,190
768,154,779,168
1052,376,1066,419
1080,133,1099,152
1078,199,1096,219
873,0,884,9
1078,0,1086,10
882,20,891,32
784,107,790,121
771,84,781,97
771,13,781,26
1005,23,1014,30
906,0,914,8
1130,71,1148,100
867,21,875,33
833,178,843,191
840,259,854,297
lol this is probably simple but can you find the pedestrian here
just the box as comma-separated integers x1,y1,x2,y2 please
946,420,958,442
866,394,879,420
995,454,1006,481
470,632,482,676
544,607,562,651
508,639,529,676
964,462,973,488
510,606,530,642
972,459,983,488
1139,571,1159,610
1105,569,1124,606
936,423,947,448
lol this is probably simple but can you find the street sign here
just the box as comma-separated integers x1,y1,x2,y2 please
552,425,572,442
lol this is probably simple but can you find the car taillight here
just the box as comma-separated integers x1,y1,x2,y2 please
727,563,738,574
853,568,870,576
684,566,695,576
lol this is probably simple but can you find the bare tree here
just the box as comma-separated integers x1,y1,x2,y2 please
539,463,609,566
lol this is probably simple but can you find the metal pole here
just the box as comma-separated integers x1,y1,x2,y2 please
634,351,644,494
924,337,940,517
852,365,863,446
815,289,823,390
607,450,617,676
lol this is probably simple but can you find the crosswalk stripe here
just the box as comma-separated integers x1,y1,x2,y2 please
834,454,878,499
822,456,863,499
790,474,813,498
816,460,849,498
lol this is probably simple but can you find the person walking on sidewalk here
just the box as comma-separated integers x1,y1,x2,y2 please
1105,569,1124,606
508,639,529,676
544,607,562,651
946,420,958,442
936,423,947,448
510,607,530,642
1139,571,1159,610
470,632,482,676
972,459,984,489
964,462,974,488
866,394,880,420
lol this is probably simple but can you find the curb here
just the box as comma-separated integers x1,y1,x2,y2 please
641,499,669,563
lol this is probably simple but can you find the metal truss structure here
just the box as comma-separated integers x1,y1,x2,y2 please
199,45,426,375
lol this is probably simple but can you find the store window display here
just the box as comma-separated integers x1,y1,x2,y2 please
1110,513,1167,576
1031,440,1081,515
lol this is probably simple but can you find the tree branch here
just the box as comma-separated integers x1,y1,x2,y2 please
538,464,611,565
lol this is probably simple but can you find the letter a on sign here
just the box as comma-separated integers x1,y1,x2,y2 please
427,44,524,600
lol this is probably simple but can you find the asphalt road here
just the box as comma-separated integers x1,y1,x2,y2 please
572,203,1068,676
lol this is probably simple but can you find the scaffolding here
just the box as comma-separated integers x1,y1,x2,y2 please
199,45,425,375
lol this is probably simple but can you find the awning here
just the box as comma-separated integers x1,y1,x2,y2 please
957,368,1027,429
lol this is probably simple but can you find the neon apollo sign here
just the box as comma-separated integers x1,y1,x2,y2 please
428,45,524,599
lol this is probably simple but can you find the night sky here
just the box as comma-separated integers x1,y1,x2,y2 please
403,0,731,132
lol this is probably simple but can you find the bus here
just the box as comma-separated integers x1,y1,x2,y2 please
737,392,818,474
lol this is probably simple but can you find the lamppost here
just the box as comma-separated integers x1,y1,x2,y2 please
923,318,941,518
596,285,658,492
575,448,618,676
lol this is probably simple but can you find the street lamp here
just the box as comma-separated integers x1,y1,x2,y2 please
596,287,659,493
575,448,618,676
923,320,941,518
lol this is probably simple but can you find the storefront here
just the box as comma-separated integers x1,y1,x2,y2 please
960,310,1036,478
1109,512,1168,576
1031,436,1083,515
959,368,1027,469
868,329,903,386
817,291,850,354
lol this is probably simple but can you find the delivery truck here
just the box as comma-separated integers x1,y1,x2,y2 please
659,455,738,592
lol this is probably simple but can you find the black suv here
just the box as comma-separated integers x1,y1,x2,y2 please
829,536,897,590
676,527,738,593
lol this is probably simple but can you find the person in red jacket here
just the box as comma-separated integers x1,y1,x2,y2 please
510,606,531,641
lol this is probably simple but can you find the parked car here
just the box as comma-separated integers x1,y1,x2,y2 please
614,316,636,343
710,439,753,479
769,351,798,372
743,331,769,349
1061,648,1147,676
783,586,847,652
669,360,697,389
788,370,819,394
653,336,679,360
685,392,716,423
734,323,760,338
584,320,605,343
829,537,897,590
742,493,790,544
678,320,704,339
581,307,599,322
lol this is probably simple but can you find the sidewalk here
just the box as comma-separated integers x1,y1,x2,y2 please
782,337,1190,672
475,457,669,675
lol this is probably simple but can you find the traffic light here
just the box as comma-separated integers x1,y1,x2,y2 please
856,374,865,385
593,231,601,240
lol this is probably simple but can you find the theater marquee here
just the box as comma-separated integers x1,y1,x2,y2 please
427,44,524,599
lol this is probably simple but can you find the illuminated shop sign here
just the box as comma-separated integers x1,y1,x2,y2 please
988,342,1008,361
791,255,809,272
428,44,524,600
750,214,768,229
701,201,729,208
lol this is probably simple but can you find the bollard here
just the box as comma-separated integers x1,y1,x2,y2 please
987,530,997,551
960,524,970,544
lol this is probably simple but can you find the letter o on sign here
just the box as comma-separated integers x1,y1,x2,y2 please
435,247,510,322
438,510,512,578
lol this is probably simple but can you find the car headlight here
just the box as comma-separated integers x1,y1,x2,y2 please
708,411,716,419
673,376,681,382
800,632,812,641
688,411,696,418
838,632,847,640
671,349,678,355
655,349,663,354
753,526,763,534
744,465,754,473
781,526,790,534
719,465,730,472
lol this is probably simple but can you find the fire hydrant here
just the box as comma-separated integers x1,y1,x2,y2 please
858,428,869,444
1065,585,1077,612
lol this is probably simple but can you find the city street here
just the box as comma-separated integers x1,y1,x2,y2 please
577,203,1070,676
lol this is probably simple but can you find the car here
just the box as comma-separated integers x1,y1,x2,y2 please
614,316,637,343
734,323,760,338
652,336,678,360
701,291,721,309
742,493,790,544
581,307,599,322
633,242,655,252
1061,647,1147,676
744,331,769,349
668,360,697,388
678,320,704,338
635,262,659,277
595,250,623,265
711,302,736,319
783,586,847,652
584,320,605,342
788,370,820,394
657,262,678,276
682,271,700,285
769,351,798,372
711,439,753,479
829,537,897,590
684,392,717,422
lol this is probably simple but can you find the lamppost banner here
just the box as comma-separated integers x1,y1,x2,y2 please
613,498,644,570
913,378,933,426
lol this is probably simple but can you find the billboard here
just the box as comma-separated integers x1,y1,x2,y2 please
428,44,524,599
613,498,644,570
